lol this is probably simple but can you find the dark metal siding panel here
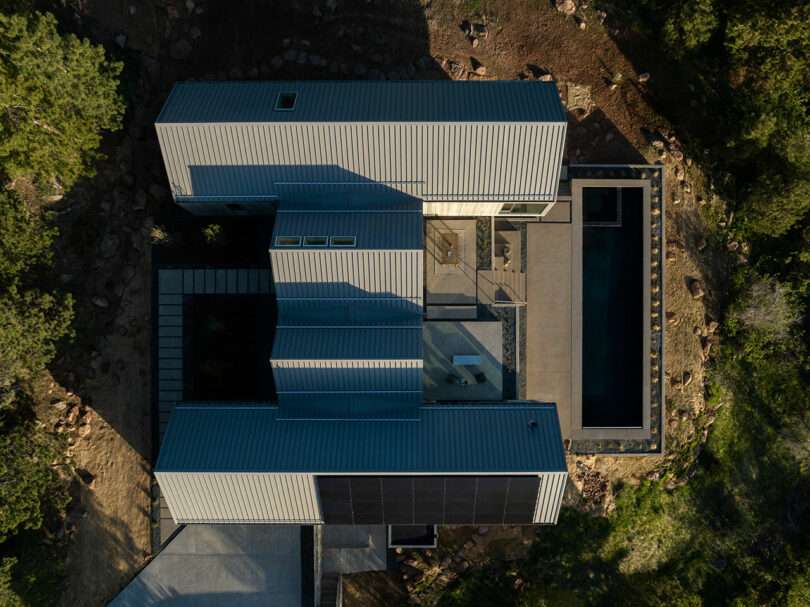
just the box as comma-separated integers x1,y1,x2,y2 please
272,327,423,360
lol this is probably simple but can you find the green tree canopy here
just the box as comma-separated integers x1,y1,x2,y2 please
0,11,124,191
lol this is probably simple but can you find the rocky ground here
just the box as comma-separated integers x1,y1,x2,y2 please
39,0,724,604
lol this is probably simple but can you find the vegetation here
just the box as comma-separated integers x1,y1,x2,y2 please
0,11,124,192
435,2,810,605
0,7,122,605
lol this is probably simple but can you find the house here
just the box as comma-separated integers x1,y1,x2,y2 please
145,80,664,604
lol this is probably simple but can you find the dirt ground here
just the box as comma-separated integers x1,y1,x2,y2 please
35,0,719,604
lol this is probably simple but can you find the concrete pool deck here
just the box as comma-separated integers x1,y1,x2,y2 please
525,219,576,440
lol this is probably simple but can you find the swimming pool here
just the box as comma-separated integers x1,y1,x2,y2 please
582,187,644,427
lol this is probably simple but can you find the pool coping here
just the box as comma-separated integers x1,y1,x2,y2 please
567,165,665,455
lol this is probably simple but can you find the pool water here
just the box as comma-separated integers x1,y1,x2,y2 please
582,187,644,427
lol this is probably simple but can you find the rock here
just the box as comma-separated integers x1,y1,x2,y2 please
115,34,127,49
638,72,650,83
707,320,719,334
666,311,678,325
92,296,110,308
539,73,553,81
129,5,136,15
185,0,195,13
478,526,489,535
170,39,193,61
693,325,703,336
66,406,80,425
474,65,488,76
271,56,283,69
682,371,693,387
283,49,297,62
727,241,739,251
190,26,202,40
78,424,91,438
52,401,68,411
472,38,480,48
688,279,705,300
556,0,577,16
579,21,587,30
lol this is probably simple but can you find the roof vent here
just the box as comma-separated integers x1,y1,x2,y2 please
528,419,538,430
275,92,297,111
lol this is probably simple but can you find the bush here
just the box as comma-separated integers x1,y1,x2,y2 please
0,11,124,191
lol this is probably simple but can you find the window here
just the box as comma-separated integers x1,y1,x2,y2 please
303,236,328,247
330,236,356,247
275,236,301,247
274,92,297,111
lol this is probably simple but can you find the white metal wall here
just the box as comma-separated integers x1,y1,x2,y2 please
270,249,423,300
533,472,568,524
423,201,507,216
156,122,567,203
156,472,322,523
271,359,423,392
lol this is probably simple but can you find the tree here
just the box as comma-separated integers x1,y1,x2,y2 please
0,190,55,284
0,423,68,542
0,11,124,192
0,288,73,398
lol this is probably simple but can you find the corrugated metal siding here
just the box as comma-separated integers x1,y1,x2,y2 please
156,81,567,124
276,298,422,325
270,249,423,300
156,472,321,523
156,404,567,473
272,327,423,360
156,122,566,203
534,472,568,524
276,393,421,419
272,360,423,393
272,211,423,250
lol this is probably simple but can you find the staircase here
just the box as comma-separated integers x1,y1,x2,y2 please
320,573,341,607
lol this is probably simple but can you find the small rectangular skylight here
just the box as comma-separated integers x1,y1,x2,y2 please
275,92,297,111
303,236,328,247
276,236,302,247
330,236,356,248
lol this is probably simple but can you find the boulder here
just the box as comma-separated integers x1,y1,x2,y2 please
688,279,705,299
556,0,576,16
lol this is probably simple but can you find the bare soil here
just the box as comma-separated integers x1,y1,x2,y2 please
36,0,721,604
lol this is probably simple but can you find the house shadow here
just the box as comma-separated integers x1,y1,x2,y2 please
566,108,648,165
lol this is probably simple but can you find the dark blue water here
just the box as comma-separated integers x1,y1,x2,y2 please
582,187,644,427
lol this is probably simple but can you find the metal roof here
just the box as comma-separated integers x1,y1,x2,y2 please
156,80,567,124
272,327,423,360
276,393,421,420
156,403,567,474
271,211,423,250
